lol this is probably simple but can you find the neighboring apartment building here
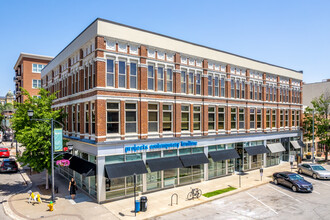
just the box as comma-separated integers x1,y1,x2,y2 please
42,18,304,203
302,79,330,155
14,53,53,103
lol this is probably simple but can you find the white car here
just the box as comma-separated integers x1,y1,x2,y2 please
298,163,330,179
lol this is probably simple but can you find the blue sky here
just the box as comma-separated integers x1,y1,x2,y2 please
0,0,329,96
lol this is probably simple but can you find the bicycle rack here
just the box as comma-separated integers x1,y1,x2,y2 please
171,193,178,206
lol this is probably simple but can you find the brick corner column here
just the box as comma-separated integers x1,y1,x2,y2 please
174,103,181,137
80,103,85,139
246,107,250,133
174,53,181,94
95,36,105,58
203,104,208,136
226,106,231,134
190,104,194,136
120,100,125,140
95,60,106,87
225,65,231,98
139,45,147,91
139,101,148,139
289,108,293,131
95,99,106,142
276,108,280,131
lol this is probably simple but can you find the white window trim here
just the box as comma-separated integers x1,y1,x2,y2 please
125,102,138,134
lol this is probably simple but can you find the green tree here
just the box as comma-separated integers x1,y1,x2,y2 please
304,93,330,161
11,88,65,183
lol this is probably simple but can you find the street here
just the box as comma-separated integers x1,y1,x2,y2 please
155,165,330,220
0,171,26,220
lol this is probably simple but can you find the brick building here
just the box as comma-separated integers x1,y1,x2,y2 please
42,18,304,203
14,53,53,103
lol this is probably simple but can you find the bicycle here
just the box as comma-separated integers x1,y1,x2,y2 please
187,187,202,200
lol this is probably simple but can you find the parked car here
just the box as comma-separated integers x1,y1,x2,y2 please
298,163,330,179
273,171,313,192
0,148,10,158
0,158,18,173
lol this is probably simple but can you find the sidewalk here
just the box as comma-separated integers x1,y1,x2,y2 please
103,162,292,219
3,161,293,220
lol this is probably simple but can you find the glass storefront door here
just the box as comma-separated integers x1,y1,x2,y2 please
146,170,161,190
251,154,263,169
208,158,226,179
164,169,177,187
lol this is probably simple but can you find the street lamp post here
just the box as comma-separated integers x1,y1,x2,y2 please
312,110,315,163
27,109,64,203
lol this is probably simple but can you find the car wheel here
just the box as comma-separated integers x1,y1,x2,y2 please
312,174,317,179
298,169,302,174
292,185,297,192
274,179,278,185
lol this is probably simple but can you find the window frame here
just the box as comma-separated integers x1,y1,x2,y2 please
166,68,173,92
181,105,190,131
125,103,138,134
130,61,138,89
157,66,164,91
163,104,173,132
218,107,225,130
147,64,155,90
193,106,201,131
118,60,126,88
148,103,159,133
106,102,120,134
208,106,216,131
106,58,115,87
231,107,237,130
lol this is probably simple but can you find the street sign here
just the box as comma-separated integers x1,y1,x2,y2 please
54,128,63,152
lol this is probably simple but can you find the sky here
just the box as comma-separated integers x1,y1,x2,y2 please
0,0,329,96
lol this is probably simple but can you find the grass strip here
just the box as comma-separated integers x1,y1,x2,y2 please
202,186,237,198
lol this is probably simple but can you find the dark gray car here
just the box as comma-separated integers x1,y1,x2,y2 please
298,163,330,179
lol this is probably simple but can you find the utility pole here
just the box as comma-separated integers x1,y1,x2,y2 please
51,119,55,202
312,110,315,163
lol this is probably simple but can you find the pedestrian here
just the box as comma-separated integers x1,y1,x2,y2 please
68,177,77,200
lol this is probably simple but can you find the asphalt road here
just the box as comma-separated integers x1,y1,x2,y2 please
155,165,330,220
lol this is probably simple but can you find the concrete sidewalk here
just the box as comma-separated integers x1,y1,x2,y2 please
103,162,292,219
2,160,297,220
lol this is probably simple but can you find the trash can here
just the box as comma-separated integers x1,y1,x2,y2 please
140,196,148,212
135,200,140,213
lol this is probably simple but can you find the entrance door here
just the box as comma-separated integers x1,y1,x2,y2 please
235,143,243,172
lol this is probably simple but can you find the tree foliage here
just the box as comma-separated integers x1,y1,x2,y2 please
304,93,330,160
11,88,65,173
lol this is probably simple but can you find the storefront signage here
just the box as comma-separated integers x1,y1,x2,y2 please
125,141,197,153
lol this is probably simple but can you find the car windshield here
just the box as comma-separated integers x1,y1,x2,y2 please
311,166,326,171
289,174,304,181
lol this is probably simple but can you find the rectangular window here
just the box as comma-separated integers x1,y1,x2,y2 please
255,84,258,100
148,65,154,90
220,77,225,97
257,109,262,129
239,108,244,129
236,81,240,98
166,68,173,92
208,75,213,96
218,107,225,130
84,67,88,90
270,86,273,101
274,87,277,102
32,63,45,73
85,103,89,133
106,59,114,87
77,105,80,133
266,86,269,101
91,103,95,134
250,82,253,99
241,81,245,99
258,85,262,100
208,107,215,130
181,105,190,131
286,89,289,102
32,79,41,88
157,67,164,91
280,110,284,127
107,103,119,134
266,109,270,128
125,103,137,133
291,110,295,127
272,109,276,128
231,79,235,98
280,88,283,102
285,110,289,127
296,111,300,127
196,73,201,95
148,104,158,132
181,71,186,93
89,64,93,89
188,72,194,94
231,108,237,129
250,108,255,129
193,106,201,131
118,61,126,88
72,105,75,132
163,104,172,132
214,76,219,96
130,62,137,89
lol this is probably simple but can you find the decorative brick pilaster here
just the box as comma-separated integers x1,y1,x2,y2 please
203,104,208,136
246,107,250,132
80,103,85,139
190,104,194,135
95,99,106,142
174,103,181,137
68,104,72,135
139,46,148,90
226,106,231,133
95,36,105,57
139,101,148,139
225,65,231,98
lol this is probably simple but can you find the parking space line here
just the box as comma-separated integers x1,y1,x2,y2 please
246,192,278,215
267,185,302,203
308,179,330,187
313,190,320,194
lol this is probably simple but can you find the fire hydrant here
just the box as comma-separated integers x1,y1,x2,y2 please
48,201,54,211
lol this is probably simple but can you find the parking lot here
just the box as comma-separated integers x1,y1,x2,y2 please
155,165,330,220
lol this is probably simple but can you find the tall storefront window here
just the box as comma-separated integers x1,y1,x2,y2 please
250,108,255,129
106,59,114,87
231,108,237,130
220,77,225,97
130,62,137,89
218,107,225,130
188,72,194,94
257,109,262,129
214,76,219,96
181,70,186,93
107,103,119,134
193,106,201,131
272,109,276,128
148,104,158,132
196,73,201,95
181,105,190,131
91,103,95,134
157,67,164,91
208,75,213,96
163,104,172,132
239,108,245,130
208,106,215,130
125,103,137,133
148,65,154,90
106,175,142,200
166,68,173,92
266,109,270,128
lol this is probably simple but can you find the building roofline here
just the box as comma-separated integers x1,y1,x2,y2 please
303,80,330,85
97,18,302,74
43,17,303,77
13,52,54,70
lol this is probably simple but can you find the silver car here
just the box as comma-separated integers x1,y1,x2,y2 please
298,163,330,179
